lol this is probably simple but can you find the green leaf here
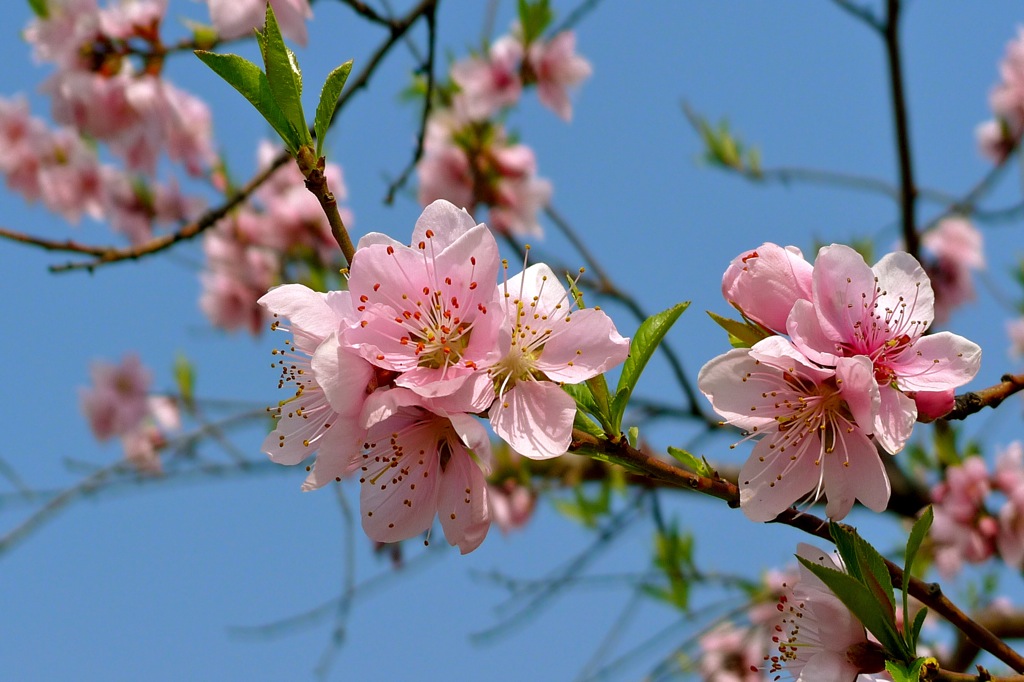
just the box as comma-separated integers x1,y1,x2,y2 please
517,0,554,44
666,446,708,476
27,0,48,18
610,302,689,432
572,407,604,439
258,3,309,147
910,607,928,651
884,658,925,682
798,557,909,660
904,506,933,647
173,353,195,411
195,51,301,152
313,60,353,158
585,374,613,431
563,382,599,417
626,426,639,449
706,310,770,349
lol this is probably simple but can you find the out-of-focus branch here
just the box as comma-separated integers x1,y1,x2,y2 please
947,608,1024,673
570,428,1024,673
830,0,883,32
883,0,919,259
946,373,1024,421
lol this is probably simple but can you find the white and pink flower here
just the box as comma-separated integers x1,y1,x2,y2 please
525,31,592,122
699,336,886,521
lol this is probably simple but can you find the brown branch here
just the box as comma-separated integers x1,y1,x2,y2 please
0,227,113,257
923,659,1024,682
946,373,1024,421
569,429,1024,673
884,0,919,259
947,608,1024,673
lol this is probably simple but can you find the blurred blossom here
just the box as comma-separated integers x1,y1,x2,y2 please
205,0,313,46
921,217,984,325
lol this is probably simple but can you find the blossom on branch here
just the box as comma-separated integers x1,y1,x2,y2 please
699,336,886,521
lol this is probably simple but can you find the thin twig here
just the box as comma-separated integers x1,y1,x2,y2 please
883,0,919,259
830,0,884,32
554,0,607,34
945,373,1024,421
384,0,438,205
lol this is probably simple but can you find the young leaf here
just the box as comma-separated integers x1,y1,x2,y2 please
314,60,353,158
797,558,910,660
706,310,769,348
667,446,708,476
610,302,689,431
572,407,604,439
563,382,599,418
28,0,48,18
909,606,928,651
195,51,301,152
903,506,933,647
585,374,612,430
884,658,925,682
258,3,309,147
830,523,896,617
517,0,554,45
173,353,195,411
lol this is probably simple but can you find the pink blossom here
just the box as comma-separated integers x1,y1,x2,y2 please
997,486,1024,569
200,223,279,334
993,441,1024,494
488,480,535,534
206,0,313,45
1008,318,1024,358
487,262,629,459
990,27,1024,129
80,354,152,440
343,200,503,405
699,336,886,521
525,31,592,122
451,36,523,121
787,244,981,455
922,217,984,325
698,623,763,682
930,457,996,577
354,388,491,554
416,115,552,237
721,243,813,334
121,396,179,475
977,119,1015,163
768,544,884,681
259,284,374,490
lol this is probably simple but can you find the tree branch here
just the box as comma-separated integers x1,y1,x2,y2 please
945,373,1024,421
884,0,919,259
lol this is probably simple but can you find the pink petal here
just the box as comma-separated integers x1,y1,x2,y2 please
890,332,982,392
537,308,629,382
300,417,363,490
871,250,935,330
873,386,916,455
436,447,490,553
697,348,777,431
359,438,440,545
490,381,575,460
811,244,876,342
739,437,827,522
822,425,890,520
410,199,480,250
310,333,374,416
721,243,813,333
258,284,340,354
912,389,955,422
836,356,879,437
788,299,841,366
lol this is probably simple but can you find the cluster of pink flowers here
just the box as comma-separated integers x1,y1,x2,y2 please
0,95,201,242
416,25,590,236
26,0,215,177
978,27,1024,162
199,141,353,334
920,217,985,325
204,0,313,45
930,442,1024,576
700,243,982,522
259,200,628,552
80,354,180,474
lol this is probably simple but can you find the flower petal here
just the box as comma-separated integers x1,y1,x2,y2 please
739,437,826,522
437,448,490,554
538,308,629,382
890,332,981,392
490,381,575,459
873,386,916,455
822,425,890,519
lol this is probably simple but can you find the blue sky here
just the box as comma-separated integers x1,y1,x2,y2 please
2,1,1024,680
